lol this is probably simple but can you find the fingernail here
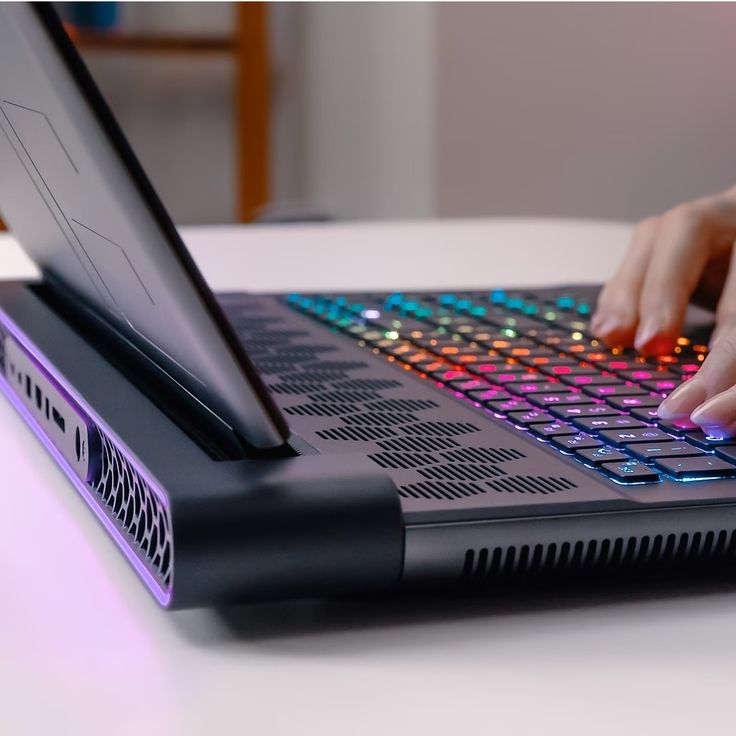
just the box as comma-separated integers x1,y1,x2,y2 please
634,318,660,353
658,378,707,419
690,389,736,428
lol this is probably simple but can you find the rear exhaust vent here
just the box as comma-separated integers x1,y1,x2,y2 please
462,530,736,580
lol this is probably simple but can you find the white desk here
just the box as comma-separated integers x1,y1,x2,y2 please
1,218,731,736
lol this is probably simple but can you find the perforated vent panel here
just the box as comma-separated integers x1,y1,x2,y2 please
462,529,736,581
91,432,172,587
220,295,590,511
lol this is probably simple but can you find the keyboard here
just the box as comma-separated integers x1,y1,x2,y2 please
282,287,736,486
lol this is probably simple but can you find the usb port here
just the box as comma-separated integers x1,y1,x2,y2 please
52,407,66,433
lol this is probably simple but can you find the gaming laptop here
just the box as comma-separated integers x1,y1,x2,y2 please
2,3,736,609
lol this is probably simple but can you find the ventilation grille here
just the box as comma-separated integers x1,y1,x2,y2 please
377,436,460,452
441,447,525,464
317,425,397,442
366,398,440,413
368,452,438,470
402,481,489,501
284,402,358,417
488,475,577,495
223,296,581,506
91,432,172,587
462,530,736,581
402,421,481,437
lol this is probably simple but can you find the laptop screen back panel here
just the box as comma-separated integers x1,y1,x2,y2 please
0,4,289,451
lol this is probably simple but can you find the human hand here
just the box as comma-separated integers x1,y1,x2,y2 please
591,186,736,355
590,186,736,436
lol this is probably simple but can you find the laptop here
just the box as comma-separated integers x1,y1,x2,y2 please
2,3,736,609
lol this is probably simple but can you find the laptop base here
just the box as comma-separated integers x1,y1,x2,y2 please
0,282,403,608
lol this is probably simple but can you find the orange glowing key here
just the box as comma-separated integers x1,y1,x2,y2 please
587,352,606,362
511,348,530,356
569,344,585,353
441,346,459,355
532,356,550,365
693,345,708,354
492,340,511,349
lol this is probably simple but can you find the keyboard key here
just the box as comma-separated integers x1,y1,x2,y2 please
485,398,534,414
549,404,622,420
606,394,662,410
627,442,705,463
466,361,519,376
640,378,681,393
653,456,736,480
528,421,578,439
526,392,590,408
656,418,700,436
572,416,646,433
550,433,603,453
447,379,489,392
600,460,661,484
491,372,547,385
466,388,513,403
583,384,647,398
507,409,556,426
629,408,661,423
686,431,736,450
618,369,678,383
714,446,736,463
559,373,621,387
540,364,599,377
575,445,629,466
527,357,580,371
506,381,570,396
598,427,673,446
429,369,470,384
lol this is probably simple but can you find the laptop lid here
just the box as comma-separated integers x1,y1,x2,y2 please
0,3,290,451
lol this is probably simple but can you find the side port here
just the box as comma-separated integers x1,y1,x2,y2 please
3,336,100,483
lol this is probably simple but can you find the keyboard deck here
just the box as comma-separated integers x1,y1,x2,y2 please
281,287,735,487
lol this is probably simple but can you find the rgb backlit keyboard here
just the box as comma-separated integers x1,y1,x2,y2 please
283,287,736,485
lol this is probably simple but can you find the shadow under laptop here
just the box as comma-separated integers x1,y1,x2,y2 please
170,566,736,651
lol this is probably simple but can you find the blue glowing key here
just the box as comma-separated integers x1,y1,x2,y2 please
577,303,591,315
438,294,457,305
556,296,576,309
490,289,507,304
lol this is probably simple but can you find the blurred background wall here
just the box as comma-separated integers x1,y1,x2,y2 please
76,1,736,225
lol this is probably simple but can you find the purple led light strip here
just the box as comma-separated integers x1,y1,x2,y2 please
0,312,172,606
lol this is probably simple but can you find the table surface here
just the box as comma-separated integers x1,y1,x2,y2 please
2,218,733,736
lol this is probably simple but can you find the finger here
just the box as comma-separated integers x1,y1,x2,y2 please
591,217,657,347
634,204,713,355
659,322,736,422
710,242,736,348
689,385,736,439
637,190,736,355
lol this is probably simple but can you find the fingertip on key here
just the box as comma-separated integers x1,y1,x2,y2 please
658,377,707,419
